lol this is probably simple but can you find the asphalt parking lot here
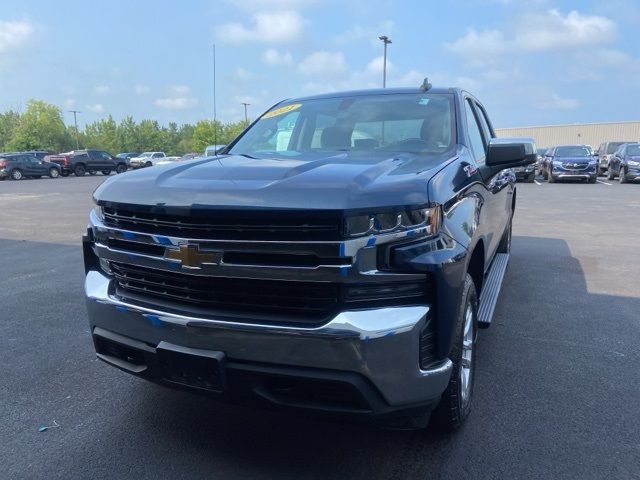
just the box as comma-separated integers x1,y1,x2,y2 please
1,174,639,480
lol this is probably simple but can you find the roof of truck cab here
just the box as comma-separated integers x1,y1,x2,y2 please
284,87,457,103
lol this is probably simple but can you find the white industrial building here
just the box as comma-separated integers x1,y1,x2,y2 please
495,121,640,150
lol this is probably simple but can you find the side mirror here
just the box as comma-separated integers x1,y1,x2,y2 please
486,137,536,166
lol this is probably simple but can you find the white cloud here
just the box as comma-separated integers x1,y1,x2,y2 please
517,9,615,50
224,0,315,10
155,97,198,109
234,67,253,81
446,9,616,66
215,11,304,44
262,48,293,66
86,103,105,114
170,85,190,95
134,84,150,94
538,93,580,110
366,56,393,75
94,85,110,95
299,51,347,76
0,20,33,53
64,98,76,108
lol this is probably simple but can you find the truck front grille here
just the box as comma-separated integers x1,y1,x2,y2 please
102,206,343,241
110,262,431,326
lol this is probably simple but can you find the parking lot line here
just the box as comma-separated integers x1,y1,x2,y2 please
534,180,542,186
597,180,612,186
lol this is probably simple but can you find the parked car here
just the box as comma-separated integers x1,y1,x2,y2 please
116,152,141,167
535,148,547,174
155,156,181,165
179,153,201,161
545,145,597,183
204,144,227,156
0,153,61,180
514,157,536,182
596,141,633,176
45,150,128,176
84,82,535,430
22,150,57,161
607,143,640,183
129,152,166,168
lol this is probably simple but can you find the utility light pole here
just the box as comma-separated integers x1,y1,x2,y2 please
241,102,250,124
68,110,81,149
378,35,392,88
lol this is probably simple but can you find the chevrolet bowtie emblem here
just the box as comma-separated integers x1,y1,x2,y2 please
164,244,223,269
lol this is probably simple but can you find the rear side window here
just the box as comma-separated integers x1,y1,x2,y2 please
464,99,486,164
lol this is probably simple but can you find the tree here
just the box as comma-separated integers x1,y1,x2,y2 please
0,110,21,151
192,120,223,152
116,116,140,152
6,100,69,152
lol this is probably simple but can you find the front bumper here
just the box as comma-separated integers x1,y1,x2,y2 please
85,269,452,418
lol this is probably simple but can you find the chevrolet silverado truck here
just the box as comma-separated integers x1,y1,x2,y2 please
83,82,535,430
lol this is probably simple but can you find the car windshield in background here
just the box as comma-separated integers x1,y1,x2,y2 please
139,152,153,157
228,93,456,158
606,142,625,153
555,146,591,157
627,145,640,156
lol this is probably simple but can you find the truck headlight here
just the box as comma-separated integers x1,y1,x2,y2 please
92,204,104,222
553,161,563,167
345,206,441,238
628,160,640,167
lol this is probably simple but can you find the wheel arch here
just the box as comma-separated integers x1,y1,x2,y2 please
467,240,485,297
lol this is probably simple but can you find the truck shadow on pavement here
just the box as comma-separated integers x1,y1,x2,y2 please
2,236,639,480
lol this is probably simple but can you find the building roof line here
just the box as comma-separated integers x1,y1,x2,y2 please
496,120,640,130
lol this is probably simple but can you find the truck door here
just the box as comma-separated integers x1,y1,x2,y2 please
463,97,512,263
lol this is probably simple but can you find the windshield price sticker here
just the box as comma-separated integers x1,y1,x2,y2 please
262,103,302,119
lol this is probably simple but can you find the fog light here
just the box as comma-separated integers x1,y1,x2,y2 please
99,258,113,275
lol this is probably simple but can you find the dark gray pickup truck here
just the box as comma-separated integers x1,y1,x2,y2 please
83,82,535,430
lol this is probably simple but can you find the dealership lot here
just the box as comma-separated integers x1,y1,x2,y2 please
1,176,639,479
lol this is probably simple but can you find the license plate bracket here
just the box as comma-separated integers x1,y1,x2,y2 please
156,341,226,392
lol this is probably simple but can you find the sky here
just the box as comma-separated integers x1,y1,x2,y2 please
1,0,639,129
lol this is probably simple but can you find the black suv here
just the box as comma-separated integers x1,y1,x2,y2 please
607,143,640,183
46,150,128,177
84,83,535,430
0,153,61,180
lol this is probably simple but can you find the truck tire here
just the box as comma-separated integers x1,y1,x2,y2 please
101,170,111,176
74,164,86,176
432,274,478,431
607,168,614,180
116,164,127,174
49,168,60,179
145,161,152,167
11,169,23,180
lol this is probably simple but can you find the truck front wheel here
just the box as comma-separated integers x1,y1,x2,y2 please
432,273,478,431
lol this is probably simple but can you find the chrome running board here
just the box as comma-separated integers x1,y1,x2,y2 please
478,253,509,328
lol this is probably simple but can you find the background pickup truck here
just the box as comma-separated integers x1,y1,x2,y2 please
83,82,535,431
128,152,166,168
46,150,128,176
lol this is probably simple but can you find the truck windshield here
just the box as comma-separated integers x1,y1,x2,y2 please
606,143,625,154
228,93,455,158
555,146,591,157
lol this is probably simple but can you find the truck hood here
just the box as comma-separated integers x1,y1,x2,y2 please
94,150,456,211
